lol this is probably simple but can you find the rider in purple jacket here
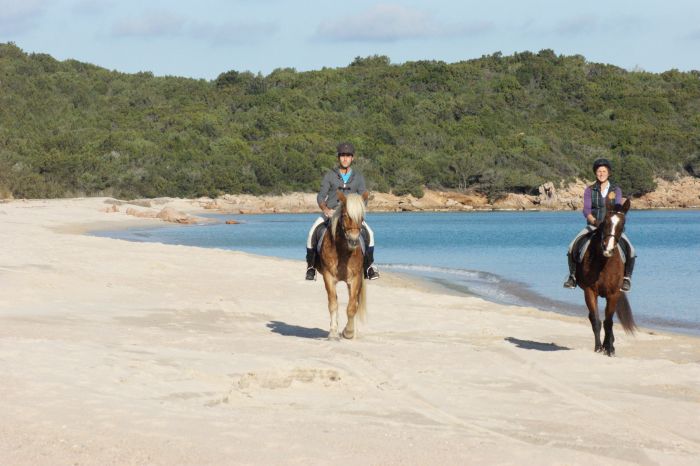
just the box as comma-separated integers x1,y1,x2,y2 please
563,158,636,291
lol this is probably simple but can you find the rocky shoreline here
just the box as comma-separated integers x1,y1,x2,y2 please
194,176,700,215
28,175,695,224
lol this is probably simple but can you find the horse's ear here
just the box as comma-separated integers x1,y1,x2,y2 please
622,198,631,213
362,191,369,202
337,190,346,204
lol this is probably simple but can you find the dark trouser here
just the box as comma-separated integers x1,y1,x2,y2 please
618,236,636,279
566,227,593,278
306,248,315,269
363,246,375,277
624,256,636,280
567,250,577,278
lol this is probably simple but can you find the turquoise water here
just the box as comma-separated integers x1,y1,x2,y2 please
92,210,700,336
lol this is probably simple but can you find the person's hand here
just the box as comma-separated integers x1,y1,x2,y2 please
586,214,597,225
323,208,333,218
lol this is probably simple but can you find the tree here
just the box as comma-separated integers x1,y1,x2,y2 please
616,155,657,196
1,43,698,199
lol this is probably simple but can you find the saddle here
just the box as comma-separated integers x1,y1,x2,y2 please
575,234,627,264
311,220,367,256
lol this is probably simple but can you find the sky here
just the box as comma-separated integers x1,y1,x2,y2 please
2,0,699,80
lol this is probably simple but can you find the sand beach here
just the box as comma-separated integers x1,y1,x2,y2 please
1,197,699,465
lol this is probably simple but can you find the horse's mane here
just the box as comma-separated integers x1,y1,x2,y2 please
331,194,365,237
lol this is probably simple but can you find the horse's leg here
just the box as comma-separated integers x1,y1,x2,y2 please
583,288,602,352
342,279,359,339
602,294,619,357
323,273,340,340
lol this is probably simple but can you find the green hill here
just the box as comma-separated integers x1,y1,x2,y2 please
1,43,699,199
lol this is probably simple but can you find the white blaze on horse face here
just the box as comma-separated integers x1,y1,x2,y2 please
605,214,621,255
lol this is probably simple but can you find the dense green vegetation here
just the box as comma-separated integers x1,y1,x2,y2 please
1,43,699,199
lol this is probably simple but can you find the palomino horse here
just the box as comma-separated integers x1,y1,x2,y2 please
576,196,636,356
316,191,368,340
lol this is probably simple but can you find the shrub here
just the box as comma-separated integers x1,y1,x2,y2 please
616,155,657,196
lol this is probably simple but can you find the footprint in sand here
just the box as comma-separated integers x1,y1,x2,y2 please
236,368,342,390
205,368,345,406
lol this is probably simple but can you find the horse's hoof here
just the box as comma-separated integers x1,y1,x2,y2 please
328,331,340,341
342,329,355,339
595,346,603,353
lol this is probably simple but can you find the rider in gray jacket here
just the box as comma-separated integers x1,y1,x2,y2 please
305,142,379,281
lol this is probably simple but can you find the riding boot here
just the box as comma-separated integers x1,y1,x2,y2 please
363,246,380,280
305,247,316,281
563,251,577,289
621,256,635,292
361,226,370,249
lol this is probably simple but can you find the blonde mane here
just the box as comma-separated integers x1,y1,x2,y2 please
331,193,365,237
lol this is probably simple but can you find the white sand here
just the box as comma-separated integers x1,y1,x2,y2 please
1,198,699,465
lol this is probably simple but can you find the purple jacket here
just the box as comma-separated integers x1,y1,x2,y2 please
583,182,622,222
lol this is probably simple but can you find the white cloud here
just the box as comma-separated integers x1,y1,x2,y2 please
71,0,116,16
110,10,277,44
0,0,50,35
111,10,186,38
554,14,600,35
315,4,492,42
546,13,642,37
189,20,278,45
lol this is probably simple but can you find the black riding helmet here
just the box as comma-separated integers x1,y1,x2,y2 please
593,158,612,173
337,142,355,156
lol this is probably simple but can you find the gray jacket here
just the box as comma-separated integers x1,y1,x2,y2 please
317,167,367,209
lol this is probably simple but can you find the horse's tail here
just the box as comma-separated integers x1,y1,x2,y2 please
616,292,636,334
357,277,367,323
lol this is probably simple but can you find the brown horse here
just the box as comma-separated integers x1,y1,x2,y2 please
316,191,368,340
576,196,636,356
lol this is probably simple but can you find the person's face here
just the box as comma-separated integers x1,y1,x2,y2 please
596,166,610,183
338,153,353,169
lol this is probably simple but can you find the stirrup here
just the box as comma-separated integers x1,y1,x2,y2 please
621,277,631,292
305,267,316,281
563,275,576,289
366,265,380,280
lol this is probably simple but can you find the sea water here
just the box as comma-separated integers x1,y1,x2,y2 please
92,210,700,336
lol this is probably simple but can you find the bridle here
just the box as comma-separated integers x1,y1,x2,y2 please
336,205,362,249
600,211,625,252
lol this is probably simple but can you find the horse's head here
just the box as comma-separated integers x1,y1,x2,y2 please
600,196,630,257
332,191,367,251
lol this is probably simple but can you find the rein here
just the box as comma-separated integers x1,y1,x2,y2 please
333,206,363,252
333,207,352,240
601,234,617,250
